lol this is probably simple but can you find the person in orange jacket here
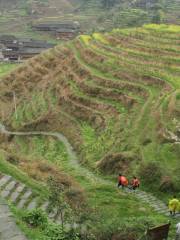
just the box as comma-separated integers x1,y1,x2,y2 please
131,176,140,190
118,173,128,189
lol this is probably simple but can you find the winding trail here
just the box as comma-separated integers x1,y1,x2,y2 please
0,123,104,185
0,123,180,219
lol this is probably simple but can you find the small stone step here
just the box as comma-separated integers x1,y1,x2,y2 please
27,199,38,210
0,211,13,218
10,184,26,203
0,197,27,240
156,205,167,210
158,210,169,214
55,215,62,224
0,175,12,188
0,225,25,239
153,206,167,212
48,207,58,219
55,211,66,224
1,181,17,198
17,190,32,209
0,203,13,216
151,202,167,208
40,201,49,212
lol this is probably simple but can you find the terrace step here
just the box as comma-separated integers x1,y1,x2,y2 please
40,201,49,211
0,174,59,222
1,181,17,198
17,190,33,209
10,184,26,203
123,188,180,218
0,198,27,240
136,192,179,217
0,175,12,188
27,198,38,210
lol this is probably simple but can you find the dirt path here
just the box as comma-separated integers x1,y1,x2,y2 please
0,123,180,219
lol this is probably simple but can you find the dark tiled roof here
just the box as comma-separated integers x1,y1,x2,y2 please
56,29,76,33
2,48,42,55
33,22,79,30
0,35,17,41
21,41,54,48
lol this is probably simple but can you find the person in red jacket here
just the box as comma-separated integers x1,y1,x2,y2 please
118,174,128,189
131,176,140,190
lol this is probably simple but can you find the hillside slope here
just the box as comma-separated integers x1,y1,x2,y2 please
0,0,179,37
0,23,179,238
0,23,179,190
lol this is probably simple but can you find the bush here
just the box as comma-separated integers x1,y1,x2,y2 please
23,209,80,240
97,151,137,174
44,222,80,240
92,216,166,240
159,176,175,192
23,208,48,227
43,222,65,240
138,162,162,186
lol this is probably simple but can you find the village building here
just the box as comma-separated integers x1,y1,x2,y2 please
32,21,81,40
0,35,55,62
55,28,76,40
0,35,17,45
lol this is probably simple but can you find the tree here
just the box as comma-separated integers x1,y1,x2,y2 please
47,177,71,231
152,9,164,23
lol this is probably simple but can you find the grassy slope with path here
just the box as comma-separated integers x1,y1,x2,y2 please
0,24,179,239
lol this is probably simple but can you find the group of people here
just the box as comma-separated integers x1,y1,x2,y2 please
117,174,180,239
117,174,140,190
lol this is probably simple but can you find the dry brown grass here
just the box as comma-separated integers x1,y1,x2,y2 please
1,146,86,206
97,152,139,174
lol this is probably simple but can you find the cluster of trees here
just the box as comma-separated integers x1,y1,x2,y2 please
82,0,165,23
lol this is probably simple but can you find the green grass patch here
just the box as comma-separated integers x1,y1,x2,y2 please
0,63,18,77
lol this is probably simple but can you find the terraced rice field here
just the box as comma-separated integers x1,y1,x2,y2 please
0,24,179,238
0,24,179,181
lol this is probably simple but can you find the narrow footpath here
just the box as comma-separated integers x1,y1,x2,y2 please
0,123,179,220
0,197,27,240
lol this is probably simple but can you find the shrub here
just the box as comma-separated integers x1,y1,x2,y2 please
92,216,166,240
159,175,176,192
43,222,65,240
6,155,19,165
97,151,137,174
44,222,80,240
138,162,162,186
23,209,81,239
65,187,85,208
23,208,48,227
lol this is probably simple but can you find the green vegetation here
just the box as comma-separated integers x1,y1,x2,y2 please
0,0,180,39
0,63,18,77
12,207,81,240
11,90,58,128
0,24,179,239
